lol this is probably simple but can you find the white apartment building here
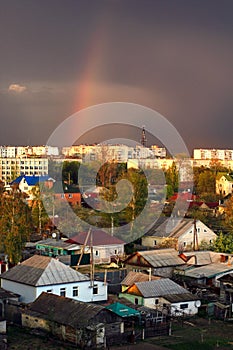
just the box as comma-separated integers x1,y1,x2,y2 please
62,144,166,162
0,157,49,184
0,146,17,158
193,149,233,161
0,145,59,158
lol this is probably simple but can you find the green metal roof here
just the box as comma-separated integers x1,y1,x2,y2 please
106,302,140,318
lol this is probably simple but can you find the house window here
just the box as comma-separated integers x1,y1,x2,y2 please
204,229,207,232
73,286,79,297
183,242,186,247
68,194,73,198
60,288,66,297
93,286,98,295
114,249,118,254
180,303,188,309
197,228,200,233
46,289,52,293
155,298,159,305
154,240,157,246
135,298,139,305
95,250,99,256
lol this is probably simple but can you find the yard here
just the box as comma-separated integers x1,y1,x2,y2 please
145,316,233,350
6,316,233,350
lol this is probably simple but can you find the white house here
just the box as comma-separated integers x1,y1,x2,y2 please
216,174,233,197
142,217,217,251
66,230,125,264
0,255,107,304
119,278,200,316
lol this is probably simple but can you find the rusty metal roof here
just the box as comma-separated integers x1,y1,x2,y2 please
121,271,160,286
24,292,105,328
139,249,184,267
0,255,89,287
163,293,199,303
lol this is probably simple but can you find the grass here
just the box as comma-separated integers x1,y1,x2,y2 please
145,317,233,350
7,325,77,350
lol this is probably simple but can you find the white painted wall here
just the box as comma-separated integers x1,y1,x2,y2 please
1,279,37,303
143,296,199,316
1,279,107,303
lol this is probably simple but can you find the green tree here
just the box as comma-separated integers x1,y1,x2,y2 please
213,231,233,253
165,162,179,198
0,190,32,264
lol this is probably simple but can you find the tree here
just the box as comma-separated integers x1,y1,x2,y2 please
30,185,51,234
0,189,32,264
165,162,179,199
213,231,233,253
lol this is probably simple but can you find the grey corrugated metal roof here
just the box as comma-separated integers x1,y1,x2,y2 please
145,217,194,238
135,278,188,298
184,263,233,279
0,255,88,287
140,249,184,267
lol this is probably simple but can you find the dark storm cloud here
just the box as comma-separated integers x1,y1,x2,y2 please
0,0,232,150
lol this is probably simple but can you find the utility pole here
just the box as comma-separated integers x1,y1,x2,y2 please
193,218,199,251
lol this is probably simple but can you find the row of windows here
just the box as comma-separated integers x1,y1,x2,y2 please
46,285,99,297
135,297,189,310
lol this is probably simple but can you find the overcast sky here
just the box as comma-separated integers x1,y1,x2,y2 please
0,0,233,153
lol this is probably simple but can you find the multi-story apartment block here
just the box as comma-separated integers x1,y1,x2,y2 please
61,144,166,162
0,157,49,184
194,149,233,161
0,145,59,158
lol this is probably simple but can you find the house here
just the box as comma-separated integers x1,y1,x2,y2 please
123,248,185,278
11,174,54,200
180,263,233,288
22,292,123,348
119,278,200,316
0,255,107,303
216,173,233,197
50,181,81,206
36,238,80,258
66,230,125,264
178,250,222,266
121,271,160,292
141,217,217,251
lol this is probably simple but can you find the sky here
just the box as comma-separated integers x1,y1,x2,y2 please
0,0,233,153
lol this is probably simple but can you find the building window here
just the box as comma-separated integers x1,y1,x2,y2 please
47,289,52,293
197,228,200,233
93,286,98,295
68,194,73,198
60,288,66,297
183,242,186,247
135,298,139,305
180,303,188,309
114,249,118,254
155,298,159,305
154,240,157,246
73,286,79,297
95,250,99,256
